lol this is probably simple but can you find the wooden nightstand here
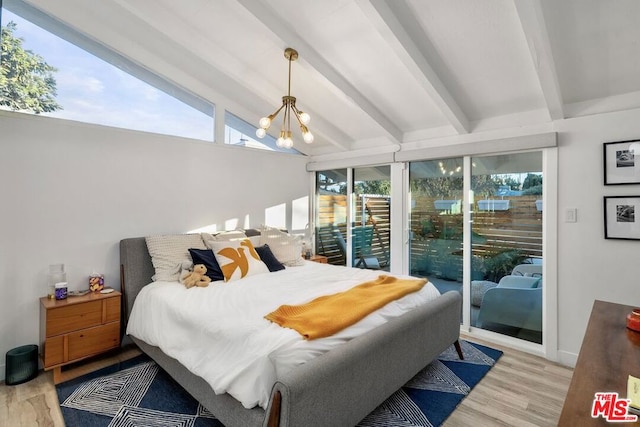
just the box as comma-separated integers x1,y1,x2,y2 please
309,255,328,264
39,290,121,384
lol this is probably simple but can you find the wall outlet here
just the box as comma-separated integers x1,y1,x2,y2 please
565,207,577,223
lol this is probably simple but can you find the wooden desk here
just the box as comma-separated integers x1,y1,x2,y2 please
559,300,640,426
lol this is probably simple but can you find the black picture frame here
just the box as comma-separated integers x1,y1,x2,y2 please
603,140,640,185
604,196,640,240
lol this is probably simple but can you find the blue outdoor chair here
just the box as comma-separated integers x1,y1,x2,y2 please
333,226,381,269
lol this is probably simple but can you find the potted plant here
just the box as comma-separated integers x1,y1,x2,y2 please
477,199,510,211
483,249,527,283
434,199,462,212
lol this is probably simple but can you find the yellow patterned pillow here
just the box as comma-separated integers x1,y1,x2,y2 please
209,238,269,282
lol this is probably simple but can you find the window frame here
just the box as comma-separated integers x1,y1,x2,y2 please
224,111,301,154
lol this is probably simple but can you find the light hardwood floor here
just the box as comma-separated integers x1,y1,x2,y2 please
0,345,142,427
443,336,573,427
0,338,572,427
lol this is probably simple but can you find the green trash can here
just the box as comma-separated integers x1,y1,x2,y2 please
5,344,38,385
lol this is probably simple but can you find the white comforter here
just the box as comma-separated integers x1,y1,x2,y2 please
126,261,440,409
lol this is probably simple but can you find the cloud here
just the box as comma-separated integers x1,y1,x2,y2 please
111,67,161,101
56,71,105,94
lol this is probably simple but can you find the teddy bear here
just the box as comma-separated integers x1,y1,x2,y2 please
180,264,211,288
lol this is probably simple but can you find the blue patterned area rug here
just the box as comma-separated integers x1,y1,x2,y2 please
56,340,501,427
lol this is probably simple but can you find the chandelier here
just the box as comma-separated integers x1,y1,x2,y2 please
255,48,313,148
438,160,462,176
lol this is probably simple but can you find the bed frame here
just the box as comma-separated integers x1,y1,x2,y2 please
120,236,463,427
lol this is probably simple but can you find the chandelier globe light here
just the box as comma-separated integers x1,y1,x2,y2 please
256,48,313,149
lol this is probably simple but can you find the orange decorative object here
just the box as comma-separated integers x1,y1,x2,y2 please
626,308,640,332
89,273,104,292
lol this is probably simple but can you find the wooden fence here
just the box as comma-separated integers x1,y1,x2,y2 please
411,195,542,257
410,195,542,281
315,194,543,277
316,194,391,267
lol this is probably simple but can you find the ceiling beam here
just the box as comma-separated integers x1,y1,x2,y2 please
357,0,470,135
236,0,404,146
513,0,564,121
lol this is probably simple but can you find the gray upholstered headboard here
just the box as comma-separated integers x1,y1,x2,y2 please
119,237,155,326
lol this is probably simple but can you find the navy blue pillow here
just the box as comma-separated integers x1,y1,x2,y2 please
255,244,285,272
188,248,224,282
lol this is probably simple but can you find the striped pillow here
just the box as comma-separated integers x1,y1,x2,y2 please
259,225,305,267
201,230,248,248
145,234,206,281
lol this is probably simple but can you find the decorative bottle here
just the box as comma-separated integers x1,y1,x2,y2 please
47,264,66,299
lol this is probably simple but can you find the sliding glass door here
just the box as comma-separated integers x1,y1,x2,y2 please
352,166,391,271
315,169,348,266
315,166,391,271
407,152,543,343
409,158,464,297
470,152,543,344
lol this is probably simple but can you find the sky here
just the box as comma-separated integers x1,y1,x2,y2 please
2,9,214,141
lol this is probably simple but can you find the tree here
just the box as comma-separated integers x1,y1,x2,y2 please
503,176,521,191
522,173,542,189
355,179,390,196
1,21,62,113
411,176,463,198
522,173,543,195
317,172,346,194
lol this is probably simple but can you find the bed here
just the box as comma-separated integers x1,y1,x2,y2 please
119,232,462,427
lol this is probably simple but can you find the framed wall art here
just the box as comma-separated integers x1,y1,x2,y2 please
603,139,640,185
604,196,640,240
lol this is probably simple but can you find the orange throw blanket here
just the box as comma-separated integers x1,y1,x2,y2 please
264,275,427,340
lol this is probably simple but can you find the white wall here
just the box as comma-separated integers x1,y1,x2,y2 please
0,111,309,381
555,108,640,365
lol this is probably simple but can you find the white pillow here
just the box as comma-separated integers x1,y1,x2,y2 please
201,230,248,248
248,235,262,247
259,225,305,267
209,238,269,282
145,234,206,281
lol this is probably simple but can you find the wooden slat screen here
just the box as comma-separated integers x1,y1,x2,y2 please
316,195,391,268
316,194,542,274
410,195,542,280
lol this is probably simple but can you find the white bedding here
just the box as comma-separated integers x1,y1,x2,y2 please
126,261,440,409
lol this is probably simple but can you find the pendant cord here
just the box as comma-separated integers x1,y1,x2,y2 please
287,57,292,97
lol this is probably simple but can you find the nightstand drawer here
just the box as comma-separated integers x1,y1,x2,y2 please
46,300,102,336
104,295,121,323
43,335,65,367
68,322,120,361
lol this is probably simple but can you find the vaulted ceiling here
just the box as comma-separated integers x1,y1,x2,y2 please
16,0,640,157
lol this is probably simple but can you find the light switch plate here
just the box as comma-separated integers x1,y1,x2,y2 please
565,207,577,223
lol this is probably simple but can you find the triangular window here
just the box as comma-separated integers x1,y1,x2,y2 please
1,5,213,141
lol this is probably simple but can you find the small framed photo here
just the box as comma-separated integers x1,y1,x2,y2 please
604,196,640,240
603,140,640,185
